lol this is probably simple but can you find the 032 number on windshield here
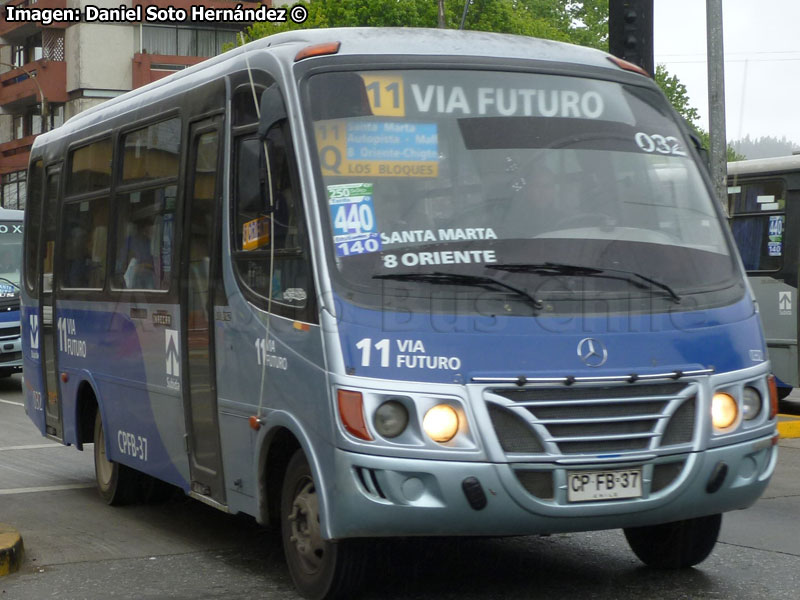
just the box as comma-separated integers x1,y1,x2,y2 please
634,132,687,157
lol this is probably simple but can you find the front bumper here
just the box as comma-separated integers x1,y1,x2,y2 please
325,433,777,539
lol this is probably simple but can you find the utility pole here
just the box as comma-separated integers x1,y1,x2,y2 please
438,0,446,28
706,0,728,207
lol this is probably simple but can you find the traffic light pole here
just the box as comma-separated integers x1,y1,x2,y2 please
608,0,654,76
706,0,728,208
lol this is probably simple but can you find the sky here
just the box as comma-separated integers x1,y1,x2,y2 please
653,0,800,145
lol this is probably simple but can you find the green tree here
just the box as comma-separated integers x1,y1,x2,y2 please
654,65,744,162
244,0,593,46
564,0,610,50
654,64,701,125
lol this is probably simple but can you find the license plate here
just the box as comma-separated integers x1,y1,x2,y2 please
567,468,642,502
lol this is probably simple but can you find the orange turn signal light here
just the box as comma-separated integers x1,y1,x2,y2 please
337,389,372,441
768,374,778,419
295,41,341,62
607,55,650,77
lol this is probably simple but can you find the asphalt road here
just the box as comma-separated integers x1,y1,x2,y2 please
2,374,799,599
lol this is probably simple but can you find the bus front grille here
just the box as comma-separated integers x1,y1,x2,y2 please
485,383,697,458
0,326,20,339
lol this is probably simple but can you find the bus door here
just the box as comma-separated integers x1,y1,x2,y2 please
41,167,62,439
180,117,225,501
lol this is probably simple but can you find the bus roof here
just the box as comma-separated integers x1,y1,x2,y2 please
35,27,631,146
728,154,800,177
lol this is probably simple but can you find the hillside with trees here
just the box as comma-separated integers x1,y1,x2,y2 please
730,135,799,160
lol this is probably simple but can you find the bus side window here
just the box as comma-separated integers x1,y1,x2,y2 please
111,118,181,292
24,159,43,295
233,128,316,322
112,187,176,291
728,179,786,272
62,199,108,289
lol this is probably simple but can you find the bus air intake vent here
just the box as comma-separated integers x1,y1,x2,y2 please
487,404,544,453
485,383,696,457
353,467,387,501
661,397,696,446
514,470,554,500
651,461,685,493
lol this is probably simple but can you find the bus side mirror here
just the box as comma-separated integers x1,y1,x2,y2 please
682,118,710,172
691,134,710,170
258,85,287,140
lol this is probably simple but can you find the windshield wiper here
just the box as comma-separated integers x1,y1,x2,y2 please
373,271,544,311
487,262,682,304
0,277,19,291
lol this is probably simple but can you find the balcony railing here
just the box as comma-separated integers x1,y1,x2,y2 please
0,58,67,108
0,135,35,176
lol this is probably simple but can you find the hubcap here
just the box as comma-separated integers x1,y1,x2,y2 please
287,478,326,573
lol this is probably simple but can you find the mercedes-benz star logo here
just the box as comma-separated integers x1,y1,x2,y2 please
577,337,608,368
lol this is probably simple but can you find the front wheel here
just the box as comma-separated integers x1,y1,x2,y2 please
93,410,140,505
624,513,722,569
281,450,366,600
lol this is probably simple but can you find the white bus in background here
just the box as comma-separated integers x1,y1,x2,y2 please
728,155,800,400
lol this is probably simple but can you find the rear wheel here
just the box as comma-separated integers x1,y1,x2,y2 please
93,410,140,505
281,450,366,600
624,513,722,569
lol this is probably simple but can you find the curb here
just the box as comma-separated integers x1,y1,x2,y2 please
777,414,800,439
0,523,24,576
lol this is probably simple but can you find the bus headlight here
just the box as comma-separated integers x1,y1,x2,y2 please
423,404,459,443
711,392,738,430
374,400,409,438
742,387,762,420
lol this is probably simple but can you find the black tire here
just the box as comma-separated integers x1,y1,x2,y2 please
93,410,140,505
777,386,793,401
624,513,722,569
281,450,366,600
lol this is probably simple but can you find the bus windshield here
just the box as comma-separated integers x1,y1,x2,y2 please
306,69,741,315
0,221,22,297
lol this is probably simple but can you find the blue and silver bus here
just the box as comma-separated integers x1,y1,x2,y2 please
22,28,778,599
0,207,23,379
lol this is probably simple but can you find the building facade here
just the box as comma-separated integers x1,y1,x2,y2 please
0,0,267,209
